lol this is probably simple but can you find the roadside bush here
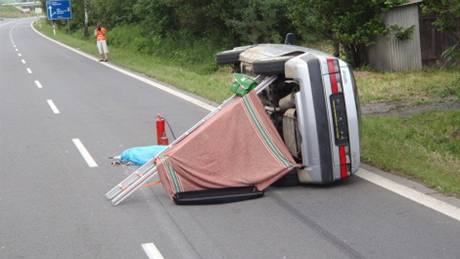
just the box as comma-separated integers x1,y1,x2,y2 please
105,25,223,74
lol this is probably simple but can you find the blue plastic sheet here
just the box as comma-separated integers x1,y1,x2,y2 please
120,145,168,166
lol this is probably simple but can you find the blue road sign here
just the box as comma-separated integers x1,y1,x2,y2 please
46,0,72,21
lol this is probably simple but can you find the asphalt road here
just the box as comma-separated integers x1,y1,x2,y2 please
1,18,459,259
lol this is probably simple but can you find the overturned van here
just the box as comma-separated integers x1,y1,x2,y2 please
107,43,362,206
216,44,361,185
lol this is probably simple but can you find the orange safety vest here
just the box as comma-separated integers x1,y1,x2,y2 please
96,27,107,41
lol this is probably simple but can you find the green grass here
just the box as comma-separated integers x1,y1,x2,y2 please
361,111,460,197
35,20,460,197
355,69,460,105
0,5,25,18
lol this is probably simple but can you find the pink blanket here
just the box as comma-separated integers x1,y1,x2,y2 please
156,91,297,199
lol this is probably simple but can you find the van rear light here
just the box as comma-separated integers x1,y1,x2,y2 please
328,57,350,179
327,58,342,93
339,145,349,178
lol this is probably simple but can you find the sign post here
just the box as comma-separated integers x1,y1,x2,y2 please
46,0,72,21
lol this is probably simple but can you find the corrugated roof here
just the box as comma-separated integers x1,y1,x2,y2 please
398,0,422,7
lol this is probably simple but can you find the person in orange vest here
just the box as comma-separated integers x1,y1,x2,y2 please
95,22,109,62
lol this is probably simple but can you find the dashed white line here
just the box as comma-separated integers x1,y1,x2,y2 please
46,99,60,114
72,138,98,168
26,68,32,74
142,243,164,259
34,80,43,88
21,59,26,64
356,169,460,222
15,48,18,52
18,53,22,57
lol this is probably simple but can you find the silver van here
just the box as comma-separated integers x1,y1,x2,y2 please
216,44,361,184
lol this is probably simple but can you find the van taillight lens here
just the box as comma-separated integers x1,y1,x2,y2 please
327,58,350,179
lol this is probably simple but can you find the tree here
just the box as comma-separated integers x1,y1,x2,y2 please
288,0,404,67
222,0,293,44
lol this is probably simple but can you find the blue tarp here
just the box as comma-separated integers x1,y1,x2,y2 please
120,145,168,166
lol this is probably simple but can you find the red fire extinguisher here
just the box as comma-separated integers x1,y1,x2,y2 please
156,114,169,145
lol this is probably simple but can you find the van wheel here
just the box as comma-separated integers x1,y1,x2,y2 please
215,46,253,65
252,57,290,75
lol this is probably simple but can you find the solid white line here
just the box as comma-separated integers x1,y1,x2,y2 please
72,138,98,168
356,169,460,222
8,22,17,46
34,80,43,88
26,68,32,74
18,53,22,57
46,99,60,114
141,243,164,259
30,21,215,112
30,20,460,220
21,59,26,64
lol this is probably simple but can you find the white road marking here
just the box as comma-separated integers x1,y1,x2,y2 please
72,138,98,168
31,21,215,112
31,20,460,219
18,53,22,57
34,80,43,88
21,59,26,64
15,48,18,52
46,99,60,114
26,68,32,74
8,22,17,46
142,243,164,259
356,169,460,222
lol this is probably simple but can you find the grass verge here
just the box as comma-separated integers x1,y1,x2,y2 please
356,69,460,105
35,20,460,197
361,110,460,197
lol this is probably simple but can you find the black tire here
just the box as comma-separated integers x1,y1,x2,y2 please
272,169,299,187
215,46,253,65
252,56,291,74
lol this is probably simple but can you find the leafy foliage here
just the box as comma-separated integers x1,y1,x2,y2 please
388,24,415,41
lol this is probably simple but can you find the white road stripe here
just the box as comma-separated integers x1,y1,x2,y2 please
15,48,18,52
31,20,460,220
8,22,17,46
46,99,60,114
72,138,98,168
21,59,26,64
356,169,460,222
141,243,164,259
26,68,32,74
18,53,22,57
34,80,43,88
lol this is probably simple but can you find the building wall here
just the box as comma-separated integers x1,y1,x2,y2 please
368,4,422,71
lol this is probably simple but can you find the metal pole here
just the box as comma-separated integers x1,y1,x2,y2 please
83,0,89,37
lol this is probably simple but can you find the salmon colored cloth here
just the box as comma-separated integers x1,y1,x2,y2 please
156,91,297,199
96,27,107,41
